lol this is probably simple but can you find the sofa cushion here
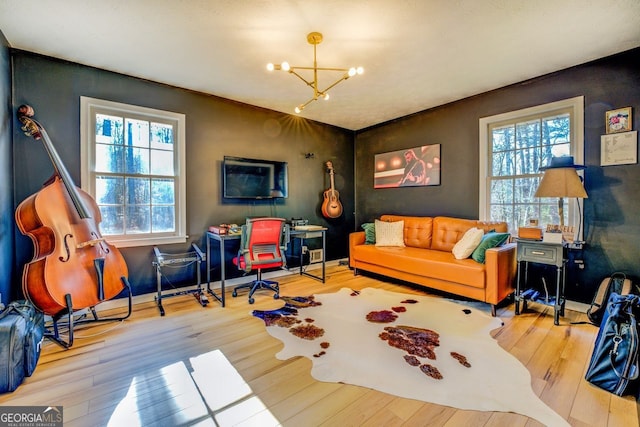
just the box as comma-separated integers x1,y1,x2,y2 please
351,245,486,289
361,222,376,244
431,217,509,252
374,219,405,247
431,217,483,252
380,215,433,249
471,232,510,263
452,227,484,259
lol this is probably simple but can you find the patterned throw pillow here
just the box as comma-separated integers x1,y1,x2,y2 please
452,227,484,259
374,219,405,247
471,232,510,263
361,222,376,245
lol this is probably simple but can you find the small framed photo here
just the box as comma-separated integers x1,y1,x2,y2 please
605,107,632,134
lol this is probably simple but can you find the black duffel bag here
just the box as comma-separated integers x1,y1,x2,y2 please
585,293,640,396
0,300,45,393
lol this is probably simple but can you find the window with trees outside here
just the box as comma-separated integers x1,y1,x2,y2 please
479,96,584,236
80,97,187,248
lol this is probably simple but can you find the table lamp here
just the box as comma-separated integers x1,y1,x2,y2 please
534,156,587,228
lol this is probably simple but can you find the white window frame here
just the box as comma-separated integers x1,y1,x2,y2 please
479,96,585,237
80,96,187,248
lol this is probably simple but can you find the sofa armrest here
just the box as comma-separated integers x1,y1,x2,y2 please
484,242,517,305
349,232,366,268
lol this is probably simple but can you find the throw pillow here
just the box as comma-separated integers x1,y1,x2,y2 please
361,222,376,245
374,219,405,247
452,227,484,259
471,232,510,263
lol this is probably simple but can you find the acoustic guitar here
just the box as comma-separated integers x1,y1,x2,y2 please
321,161,343,219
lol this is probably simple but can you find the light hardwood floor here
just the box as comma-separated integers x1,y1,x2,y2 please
1,264,638,426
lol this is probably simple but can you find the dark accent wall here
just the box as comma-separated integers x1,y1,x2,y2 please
11,51,354,296
6,45,639,305
355,48,640,303
0,30,14,305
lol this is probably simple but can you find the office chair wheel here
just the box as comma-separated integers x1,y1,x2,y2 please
232,290,238,297
248,297,255,304
273,293,279,299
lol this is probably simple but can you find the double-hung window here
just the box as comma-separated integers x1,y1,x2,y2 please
479,96,585,236
80,97,187,247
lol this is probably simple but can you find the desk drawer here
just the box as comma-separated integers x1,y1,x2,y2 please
517,242,563,265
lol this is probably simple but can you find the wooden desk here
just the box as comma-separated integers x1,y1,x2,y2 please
205,227,327,307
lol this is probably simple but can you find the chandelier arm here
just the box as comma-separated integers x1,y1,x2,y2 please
313,42,319,97
298,97,318,110
288,66,351,72
288,70,315,88
319,74,350,94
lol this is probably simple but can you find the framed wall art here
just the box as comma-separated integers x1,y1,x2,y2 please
374,144,441,188
600,130,637,166
605,107,632,134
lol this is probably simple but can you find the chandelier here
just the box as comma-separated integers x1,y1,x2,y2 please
266,32,364,114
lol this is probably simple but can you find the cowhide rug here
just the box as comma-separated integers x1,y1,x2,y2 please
252,287,569,426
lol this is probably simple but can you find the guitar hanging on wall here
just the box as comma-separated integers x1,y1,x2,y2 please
321,161,343,219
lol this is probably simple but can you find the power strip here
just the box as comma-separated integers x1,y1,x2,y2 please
309,249,323,263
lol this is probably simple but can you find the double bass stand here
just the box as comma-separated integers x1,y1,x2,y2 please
45,276,133,349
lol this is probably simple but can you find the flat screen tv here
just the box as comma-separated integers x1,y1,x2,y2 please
222,156,288,199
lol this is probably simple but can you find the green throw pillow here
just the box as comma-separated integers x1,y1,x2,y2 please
362,222,376,245
471,232,510,263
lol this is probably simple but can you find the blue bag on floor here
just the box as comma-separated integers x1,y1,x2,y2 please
585,293,640,396
0,300,45,393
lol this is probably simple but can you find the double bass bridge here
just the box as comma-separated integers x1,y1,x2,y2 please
76,237,107,249
78,231,110,254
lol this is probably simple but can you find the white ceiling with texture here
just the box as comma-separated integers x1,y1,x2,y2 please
1,0,639,130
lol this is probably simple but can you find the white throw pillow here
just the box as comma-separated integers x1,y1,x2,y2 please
452,227,484,259
374,219,405,247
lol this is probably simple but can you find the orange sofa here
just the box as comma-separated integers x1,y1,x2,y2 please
349,215,517,316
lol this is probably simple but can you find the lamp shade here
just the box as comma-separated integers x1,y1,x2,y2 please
534,168,588,198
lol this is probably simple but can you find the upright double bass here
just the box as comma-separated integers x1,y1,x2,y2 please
15,105,128,317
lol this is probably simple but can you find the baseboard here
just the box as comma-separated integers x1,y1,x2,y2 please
94,258,347,313
565,299,589,314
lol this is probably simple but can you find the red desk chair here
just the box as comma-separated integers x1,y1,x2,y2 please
232,218,287,304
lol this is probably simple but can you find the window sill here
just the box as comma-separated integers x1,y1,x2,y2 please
107,235,189,248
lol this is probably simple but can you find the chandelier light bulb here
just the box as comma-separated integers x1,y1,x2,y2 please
266,63,275,71
356,66,364,75
294,106,302,114
281,62,290,71
348,67,356,77
323,93,330,100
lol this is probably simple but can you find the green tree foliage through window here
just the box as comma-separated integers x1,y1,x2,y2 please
81,97,186,247
480,97,584,236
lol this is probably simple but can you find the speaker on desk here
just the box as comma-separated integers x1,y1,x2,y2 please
288,218,308,227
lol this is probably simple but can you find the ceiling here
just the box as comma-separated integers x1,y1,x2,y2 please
1,1,639,131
